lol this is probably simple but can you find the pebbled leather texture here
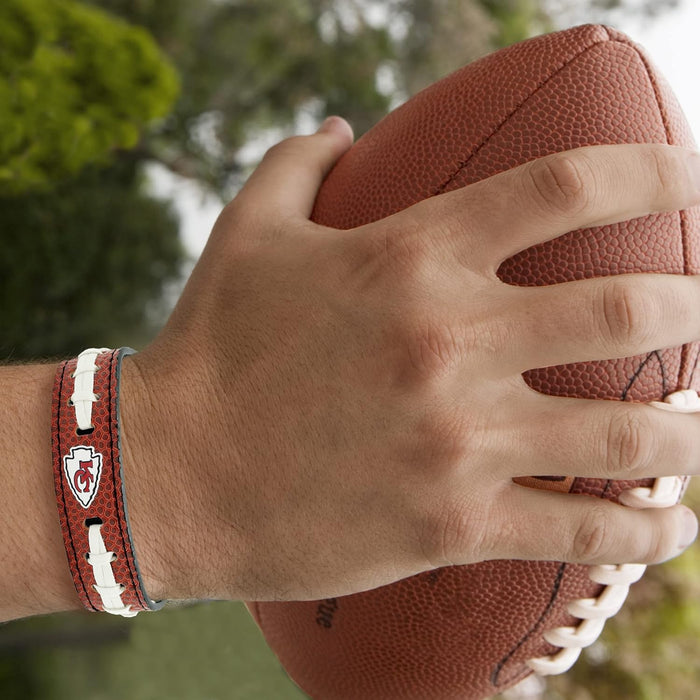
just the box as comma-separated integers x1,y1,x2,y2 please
52,349,154,614
247,24,700,699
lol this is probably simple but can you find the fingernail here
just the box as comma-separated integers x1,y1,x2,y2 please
679,507,698,549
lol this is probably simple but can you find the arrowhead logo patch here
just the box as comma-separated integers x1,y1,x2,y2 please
63,446,103,509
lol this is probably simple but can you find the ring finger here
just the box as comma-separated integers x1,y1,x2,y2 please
497,390,700,482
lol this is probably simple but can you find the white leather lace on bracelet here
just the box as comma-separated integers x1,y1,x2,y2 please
71,348,138,618
70,347,110,431
86,522,138,617
527,389,699,676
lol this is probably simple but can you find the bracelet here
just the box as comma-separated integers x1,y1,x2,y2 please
51,348,162,616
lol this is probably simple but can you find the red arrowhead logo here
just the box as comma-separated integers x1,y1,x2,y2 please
63,446,103,508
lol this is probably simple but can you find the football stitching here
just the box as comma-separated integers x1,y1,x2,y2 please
432,37,614,198
57,360,98,612
512,352,676,677
621,350,668,402
629,29,697,398
505,353,672,680
490,38,683,681
490,562,567,687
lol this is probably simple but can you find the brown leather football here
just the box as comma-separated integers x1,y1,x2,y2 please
246,24,700,699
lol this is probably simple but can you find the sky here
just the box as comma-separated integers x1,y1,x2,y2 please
617,0,700,136
149,0,700,264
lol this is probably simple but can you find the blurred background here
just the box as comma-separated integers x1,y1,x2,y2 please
1,0,699,698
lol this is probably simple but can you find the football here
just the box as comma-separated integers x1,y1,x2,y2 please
247,24,700,699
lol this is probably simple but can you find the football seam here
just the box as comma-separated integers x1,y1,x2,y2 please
626,32,686,275
490,561,567,688
490,34,683,686
626,28,697,391
621,350,668,401
433,31,614,197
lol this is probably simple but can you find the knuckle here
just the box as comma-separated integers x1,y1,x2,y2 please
340,225,434,304
598,279,654,349
402,320,471,383
420,496,490,567
416,406,483,469
374,224,434,280
645,145,686,208
525,154,593,219
606,411,656,477
572,505,611,562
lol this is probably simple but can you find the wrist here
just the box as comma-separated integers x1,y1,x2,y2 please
118,353,169,601
0,363,80,621
119,344,254,604
119,351,194,603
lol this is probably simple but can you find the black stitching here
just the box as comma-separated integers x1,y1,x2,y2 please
57,361,98,612
489,29,684,686
433,35,615,197
628,34,694,392
491,563,567,686
621,352,657,401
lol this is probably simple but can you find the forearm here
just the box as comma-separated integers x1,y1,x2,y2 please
0,363,81,621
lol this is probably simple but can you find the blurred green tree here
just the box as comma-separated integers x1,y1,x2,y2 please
0,0,183,360
0,0,179,194
80,0,681,194
83,0,396,192
0,160,182,360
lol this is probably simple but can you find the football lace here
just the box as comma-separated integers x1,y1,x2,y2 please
86,522,138,617
70,347,111,431
527,389,700,676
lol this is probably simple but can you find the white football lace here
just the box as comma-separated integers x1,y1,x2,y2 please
70,347,111,431
527,389,700,676
87,522,137,617
70,348,137,618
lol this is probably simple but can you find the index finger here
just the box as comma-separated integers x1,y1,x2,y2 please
404,143,700,271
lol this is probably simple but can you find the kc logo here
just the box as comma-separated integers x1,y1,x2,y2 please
63,446,103,508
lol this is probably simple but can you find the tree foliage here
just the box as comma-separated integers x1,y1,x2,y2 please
80,0,681,195
0,160,183,360
383,0,556,98
0,0,179,194
84,0,557,192
82,0,395,191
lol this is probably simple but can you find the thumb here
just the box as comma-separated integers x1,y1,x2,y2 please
238,116,354,219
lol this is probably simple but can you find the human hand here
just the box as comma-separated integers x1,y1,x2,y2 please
120,117,700,603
